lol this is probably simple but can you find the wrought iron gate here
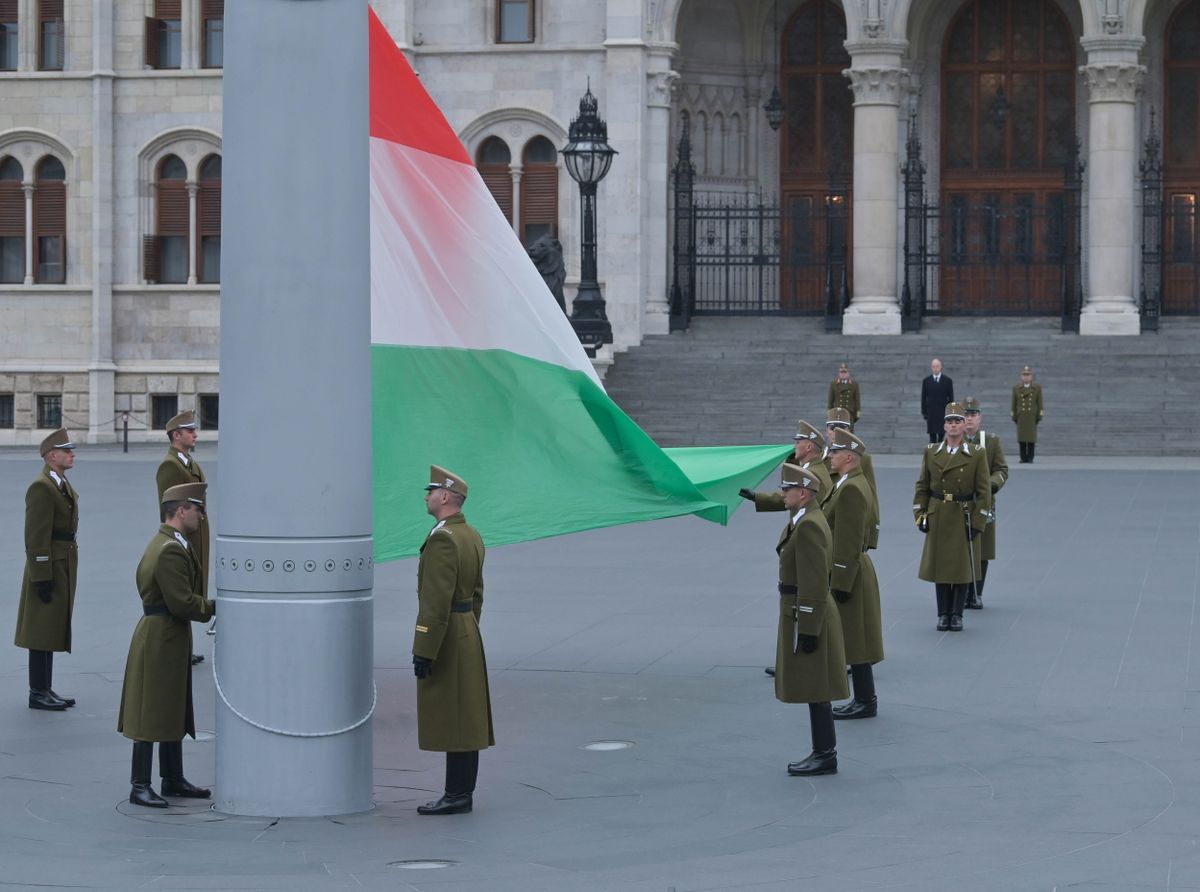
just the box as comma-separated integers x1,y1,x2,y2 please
900,120,1084,332
668,130,850,331
1140,112,1200,327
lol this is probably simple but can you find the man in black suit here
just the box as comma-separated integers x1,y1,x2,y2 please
920,358,954,443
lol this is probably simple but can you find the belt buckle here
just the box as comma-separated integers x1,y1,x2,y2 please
943,492,954,502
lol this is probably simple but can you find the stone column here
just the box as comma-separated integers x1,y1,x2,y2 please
643,60,678,336
21,182,34,284
1079,39,1144,336
510,163,523,232
89,0,116,443
842,43,906,336
185,181,199,285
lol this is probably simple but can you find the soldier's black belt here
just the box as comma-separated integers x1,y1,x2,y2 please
142,605,171,617
777,584,798,595
451,602,473,613
51,532,76,542
930,491,974,503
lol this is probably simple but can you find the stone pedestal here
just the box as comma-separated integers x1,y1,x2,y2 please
842,49,905,336
1080,42,1144,337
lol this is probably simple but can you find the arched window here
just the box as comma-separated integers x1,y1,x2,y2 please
0,156,23,284
150,154,188,283
33,155,65,283
476,137,513,224
519,136,558,246
197,154,221,283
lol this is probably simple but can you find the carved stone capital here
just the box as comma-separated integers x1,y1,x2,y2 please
1081,63,1144,103
844,66,905,107
647,69,680,109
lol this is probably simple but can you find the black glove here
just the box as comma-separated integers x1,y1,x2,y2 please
35,580,52,604
413,655,433,679
832,589,851,604
738,488,755,501
798,634,818,654
966,525,980,541
991,483,999,494
917,514,929,533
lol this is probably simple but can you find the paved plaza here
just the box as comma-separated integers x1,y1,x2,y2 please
1,445,1199,891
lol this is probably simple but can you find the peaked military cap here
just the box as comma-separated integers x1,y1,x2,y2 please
964,396,982,414
838,363,850,372
166,409,197,432
780,462,821,493
826,407,853,427
1021,365,1033,373
944,401,967,420
827,428,866,454
426,464,468,498
39,428,74,456
791,419,824,443
162,482,207,506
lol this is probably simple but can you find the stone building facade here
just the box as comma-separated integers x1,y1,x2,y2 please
0,0,1195,443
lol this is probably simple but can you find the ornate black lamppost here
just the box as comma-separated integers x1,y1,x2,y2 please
560,84,617,355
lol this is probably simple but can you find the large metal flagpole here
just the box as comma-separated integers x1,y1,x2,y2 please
215,0,374,816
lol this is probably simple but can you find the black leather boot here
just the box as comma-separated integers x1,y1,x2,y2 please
130,742,167,808
1028,443,1035,463
159,741,210,798
949,586,966,631
973,560,988,605
417,793,472,815
935,584,951,630
44,651,74,706
764,667,775,677
834,665,878,719
28,650,67,710
789,703,837,776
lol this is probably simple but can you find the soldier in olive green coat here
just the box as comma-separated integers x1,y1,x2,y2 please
773,463,847,777
413,465,493,816
15,429,79,711
119,483,216,808
156,410,209,594
1011,365,1043,463
156,409,209,667
914,403,991,631
826,363,861,425
826,408,880,550
964,397,1008,608
741,420,832,512
826,429,884,720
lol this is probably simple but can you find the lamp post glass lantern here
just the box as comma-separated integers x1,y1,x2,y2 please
560,84,617,354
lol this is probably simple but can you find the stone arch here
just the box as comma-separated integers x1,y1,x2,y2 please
900,0,1086,57
137,127,222,183
0,129,76,182
457,107,567,161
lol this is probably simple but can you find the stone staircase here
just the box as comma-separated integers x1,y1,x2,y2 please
604,316,1200,455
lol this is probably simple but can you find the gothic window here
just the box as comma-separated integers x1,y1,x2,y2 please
197,154,221,283
0,0,16,71
476,137,514,224
202,0,223,68
0,156,22,284
1167,1,1200,171
146,0,182,69
497,0,533,43
38,0,63,71
33,155,65,283
941,0,1075,173
781,0,851,178
519,136,558,245
150,154,188,283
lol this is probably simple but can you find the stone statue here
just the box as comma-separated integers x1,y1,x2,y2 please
526,234,566,312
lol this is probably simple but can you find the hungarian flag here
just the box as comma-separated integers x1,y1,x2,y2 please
368,10,790,561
